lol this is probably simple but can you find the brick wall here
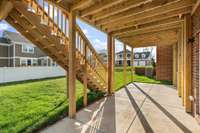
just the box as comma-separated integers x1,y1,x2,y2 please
156,45,173,81
192,6,200,116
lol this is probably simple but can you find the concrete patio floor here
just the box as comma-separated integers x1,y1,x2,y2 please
40,83,200,133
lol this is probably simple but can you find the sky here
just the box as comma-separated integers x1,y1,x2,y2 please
0,19,156,58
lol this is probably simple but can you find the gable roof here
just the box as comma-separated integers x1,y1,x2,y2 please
115,49,131,54
2,31,34,46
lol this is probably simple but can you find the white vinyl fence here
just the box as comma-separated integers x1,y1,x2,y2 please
0,66,65,83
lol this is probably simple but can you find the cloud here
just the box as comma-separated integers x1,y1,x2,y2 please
92,38,107,51
0,23,9,31
83,29,88,35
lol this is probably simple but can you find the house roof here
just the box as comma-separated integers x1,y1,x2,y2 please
2,31,34,47
115,49,131,54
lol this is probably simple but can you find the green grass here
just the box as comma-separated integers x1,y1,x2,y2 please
114,68,172,91
0,78,104,133
0,69,171,133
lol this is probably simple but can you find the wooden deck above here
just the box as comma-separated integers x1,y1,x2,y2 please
49,0,196,47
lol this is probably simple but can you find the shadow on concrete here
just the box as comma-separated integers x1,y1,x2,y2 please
125,87,154,133
76,96,116,133
133,83,192,133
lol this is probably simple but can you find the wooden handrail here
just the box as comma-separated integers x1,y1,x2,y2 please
76,25,107,70
30,0,107,87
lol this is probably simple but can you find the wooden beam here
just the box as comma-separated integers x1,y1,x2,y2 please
113,17,181,36
177,29,182,97
173,43,177,86
104,7,191,32
0,0,13,20
123,44,127,85
83,41,88,106
191,0,200,15
120,30,178,48
119,23,180,39
183,14,192,113
131,47,134,82
116,20,182,38
92,0,149,21
107,34,115,95
68,10,76,118
95,0,192,26
80,0,124,17
72,0,93,10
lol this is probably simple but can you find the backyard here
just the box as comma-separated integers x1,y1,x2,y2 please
0,69,171,133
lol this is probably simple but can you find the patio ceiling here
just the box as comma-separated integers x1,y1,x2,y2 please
49,0,195,47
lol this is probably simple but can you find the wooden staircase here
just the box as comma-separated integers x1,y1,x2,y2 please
5,0,107,91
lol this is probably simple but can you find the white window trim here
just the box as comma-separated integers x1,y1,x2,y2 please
22,44,35,54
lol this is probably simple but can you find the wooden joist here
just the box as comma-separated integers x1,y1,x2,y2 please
104,7,191,32
191,0,200,15
95,0,192,26
91,0,150,21
80,0,125,17
0,0,13,20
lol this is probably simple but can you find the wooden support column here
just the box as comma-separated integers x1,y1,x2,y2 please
123,44,127,85
131,47,134,82
0,0,13,20
173,44,177,86
177,30,182,97
107,34,115,95
68,10,76,118
183,14,192,112
83,42,87,106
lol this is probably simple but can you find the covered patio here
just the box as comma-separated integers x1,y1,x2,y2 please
1,0,200,132
41,83,200,133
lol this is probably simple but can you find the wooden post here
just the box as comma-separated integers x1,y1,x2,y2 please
173,44,177,86
68,10,76,118
107,34,115,95
181,22,185,105
131,47,134,82
83,42,87,106
183,14,192,113
66,71,69,98
123,44,127,85
177,30,182,97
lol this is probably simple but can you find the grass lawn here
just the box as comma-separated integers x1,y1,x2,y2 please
0,78,104,133
0,69,171,133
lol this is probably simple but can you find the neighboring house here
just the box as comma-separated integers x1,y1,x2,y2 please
0,31,57,67
115,50,152,66
98,49,152,66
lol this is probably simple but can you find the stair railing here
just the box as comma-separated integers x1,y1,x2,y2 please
28,0,107,89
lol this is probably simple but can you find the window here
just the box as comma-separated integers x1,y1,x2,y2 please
32,59,38,66
142,54,146,59
20,59,27,66
127,54,130,58
22,45,34,53
135,54,139,59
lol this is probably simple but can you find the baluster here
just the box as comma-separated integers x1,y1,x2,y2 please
64,14,66,35
47,1,50,16
61,13,63,33
57,8,59,27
